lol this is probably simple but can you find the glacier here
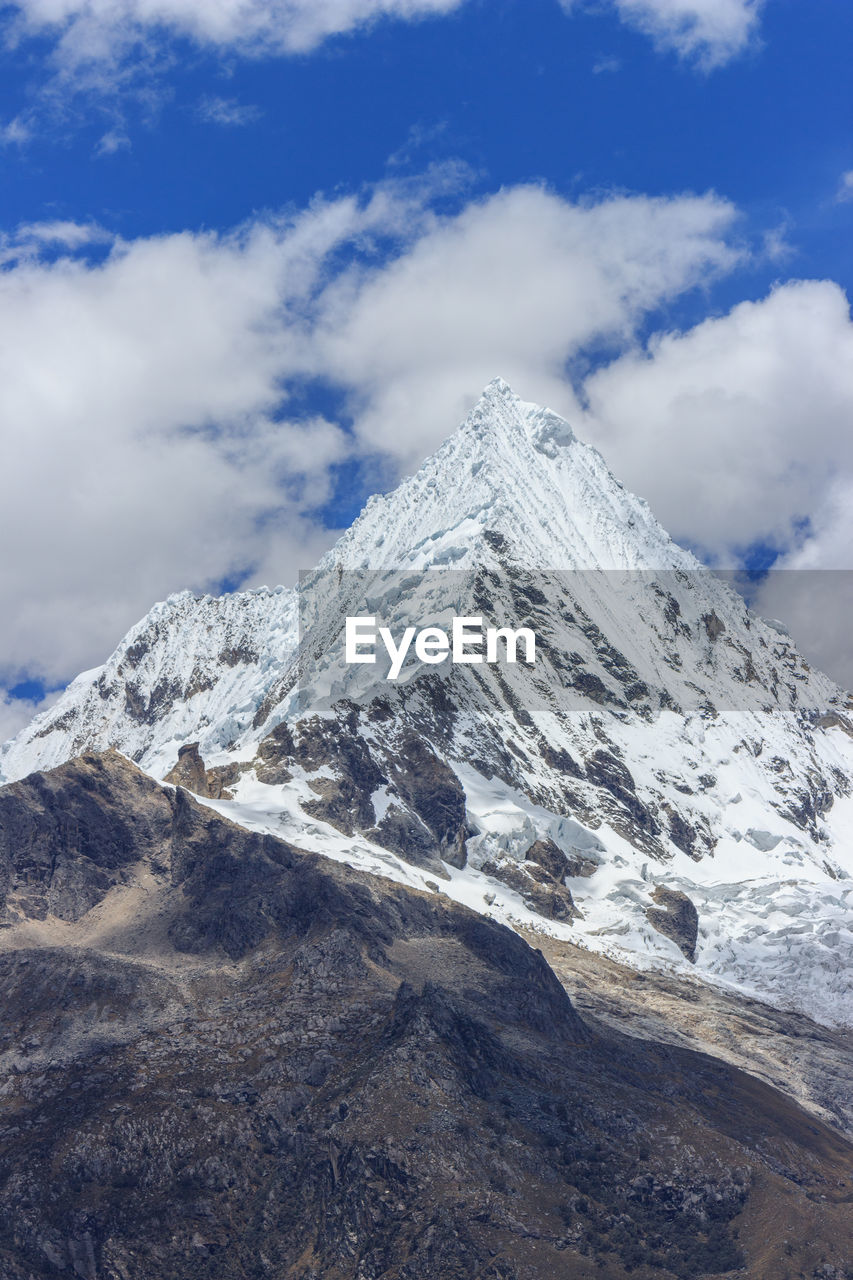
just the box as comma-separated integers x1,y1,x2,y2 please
3,378,852,1027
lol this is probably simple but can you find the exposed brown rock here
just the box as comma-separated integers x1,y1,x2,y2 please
646,886,699,962
0,752,851,1280
524,837,599,883
164,741,208,794
164,743,244,800
254,719,295,784
382,731,469,869
254,713,470,871
0,749,174,924
480,856,578,921
818,711,853,737
525,837,570,881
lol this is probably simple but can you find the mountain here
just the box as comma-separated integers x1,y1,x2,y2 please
0,380,680,779
1,749,851,1280
3,379,853,1029
0,585,299,782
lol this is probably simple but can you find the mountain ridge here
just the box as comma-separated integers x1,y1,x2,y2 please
2,380,852,1029
1,748,851,1280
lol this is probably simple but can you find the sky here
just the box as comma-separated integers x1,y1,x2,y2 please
0,0,852,737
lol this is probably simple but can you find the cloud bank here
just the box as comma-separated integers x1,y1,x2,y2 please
4,0,468,62
0,182,741,689
3,0,763,73
2,176,853,699
584,280,853,561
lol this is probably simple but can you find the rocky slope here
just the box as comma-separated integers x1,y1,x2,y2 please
528,931,853,1142
0,587,298,782
2,380,853,1027
1,751,852,1280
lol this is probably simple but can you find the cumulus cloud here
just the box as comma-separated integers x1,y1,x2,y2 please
582,275,853,687
2,0,764,91
751,476,853,686
563,0,763,67
3,0,469,65
0,190,404,685
0,690,62,745
0,181,743,689
0,696,41,745
1,220,111,261
3,174,851,696
308,186,742,466
583,280,853,562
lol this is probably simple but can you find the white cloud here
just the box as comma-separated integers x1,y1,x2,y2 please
0,693,51,745
2,174,852,697
0,687,66,745
196,95,262,127
0,179,744,689
751,484,853,687
836,171,853,204
0,114,32,144
8,219,110,250
95,126,131,154
2,0,764,87
583,279,853,562
563,0,762,67
309,186,742,466
0,191,407,684
592,56,622,74
752,568,853,692
0,219,112,268
4,0,469,64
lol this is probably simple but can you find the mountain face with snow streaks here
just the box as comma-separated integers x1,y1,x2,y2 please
3,379,853,1026
1,586,299,782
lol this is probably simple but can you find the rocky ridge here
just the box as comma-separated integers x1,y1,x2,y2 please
0,751,851,1280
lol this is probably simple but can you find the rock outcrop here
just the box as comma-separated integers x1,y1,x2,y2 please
646,886,700,962
0,752,851,1279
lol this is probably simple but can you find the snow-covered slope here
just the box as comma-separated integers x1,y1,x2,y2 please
0,377,690,780
0,587,298,782
3,379,853,1026
321,377,693,573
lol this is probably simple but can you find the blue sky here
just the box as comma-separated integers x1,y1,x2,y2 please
0,0,852,731
3,1,850,281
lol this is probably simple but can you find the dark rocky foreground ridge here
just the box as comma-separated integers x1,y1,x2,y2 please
0,752,851,1280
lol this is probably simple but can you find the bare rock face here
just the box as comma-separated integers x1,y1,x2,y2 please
3,383,853,1036
164,742,243,800
0,754,851,1278
525,837,571,880
380,731,470,869
0,749,174,924
481,849,579,922
255,710,471,872
646,886,700,961
817,710,853,737
164,741,208,794
703,610,726,641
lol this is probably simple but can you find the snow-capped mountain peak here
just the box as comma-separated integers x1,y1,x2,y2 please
326,378,689,574
0,379,686,780
3,382,853,1029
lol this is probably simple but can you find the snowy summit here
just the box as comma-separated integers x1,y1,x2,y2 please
3,381,853,1028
